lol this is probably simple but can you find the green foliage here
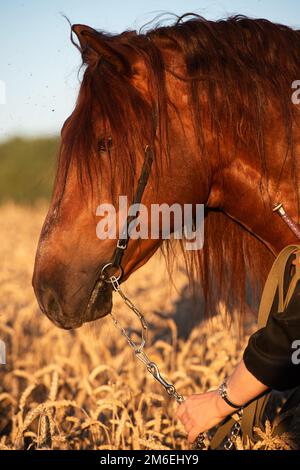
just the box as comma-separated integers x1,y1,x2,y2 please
0,136,59,204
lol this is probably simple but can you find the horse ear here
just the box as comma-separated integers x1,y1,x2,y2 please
71,24,130,75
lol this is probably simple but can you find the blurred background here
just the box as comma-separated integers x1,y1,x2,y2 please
1,0,300,204
1,1,300,450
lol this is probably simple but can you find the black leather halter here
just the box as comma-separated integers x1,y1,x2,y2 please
100,144,154,283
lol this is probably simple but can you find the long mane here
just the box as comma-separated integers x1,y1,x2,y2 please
57,14,300,323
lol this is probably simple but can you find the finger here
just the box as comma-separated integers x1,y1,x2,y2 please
180,412,190,425
188,427,203,444
176,402,186,420
185,421,194,433
177,410,189,425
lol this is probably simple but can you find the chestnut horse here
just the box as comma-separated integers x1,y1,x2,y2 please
33,14,300,330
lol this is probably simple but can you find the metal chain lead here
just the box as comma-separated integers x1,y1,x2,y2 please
223,410,243,450
109,275,185,404
108,274,242,451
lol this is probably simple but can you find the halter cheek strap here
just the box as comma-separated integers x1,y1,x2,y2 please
101,145,154,282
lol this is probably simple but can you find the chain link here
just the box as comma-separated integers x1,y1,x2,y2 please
109,275,185,403
223,410,243,450
108,274,240,451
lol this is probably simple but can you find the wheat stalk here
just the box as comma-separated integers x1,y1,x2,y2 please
1,205,299,450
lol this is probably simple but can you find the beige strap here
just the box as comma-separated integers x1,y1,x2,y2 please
281,249,300,310
272,386,300,436
210,413,241,449
211,244,300,449
242,244,300,443
257,244,300,327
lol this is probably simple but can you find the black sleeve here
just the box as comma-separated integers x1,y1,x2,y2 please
243,256,300,391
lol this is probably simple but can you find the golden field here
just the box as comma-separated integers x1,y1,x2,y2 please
0,204,299,450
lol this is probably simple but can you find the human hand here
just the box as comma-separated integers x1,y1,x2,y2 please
176,390,235,443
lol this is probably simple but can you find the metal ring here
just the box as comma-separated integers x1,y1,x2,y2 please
166,385,176,396
101,263,123,283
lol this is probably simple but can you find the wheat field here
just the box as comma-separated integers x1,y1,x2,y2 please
0,204,299,450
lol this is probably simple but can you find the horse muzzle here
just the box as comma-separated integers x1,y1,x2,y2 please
33,273,113,330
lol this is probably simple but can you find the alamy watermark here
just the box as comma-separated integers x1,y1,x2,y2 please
292,339,300,365
0,80,6,105
96,197,204,250
0,340,6,365
291,80,300,104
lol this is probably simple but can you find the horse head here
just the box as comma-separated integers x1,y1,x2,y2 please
32,22,207,329
33,16,300,329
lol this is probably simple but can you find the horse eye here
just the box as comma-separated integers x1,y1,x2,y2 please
98,136,113,153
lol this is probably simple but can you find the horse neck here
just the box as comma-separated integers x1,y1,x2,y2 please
162,55,299,253
207,144,300,253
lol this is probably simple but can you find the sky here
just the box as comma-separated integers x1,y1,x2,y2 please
1,0,300,142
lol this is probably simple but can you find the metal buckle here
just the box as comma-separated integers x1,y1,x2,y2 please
116,239,127,250
101,262,123,283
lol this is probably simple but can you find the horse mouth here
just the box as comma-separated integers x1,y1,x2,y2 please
84,276,113,323
37,276,113,331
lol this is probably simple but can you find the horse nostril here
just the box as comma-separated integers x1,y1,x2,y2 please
40,288,62,318
47,292,61,317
